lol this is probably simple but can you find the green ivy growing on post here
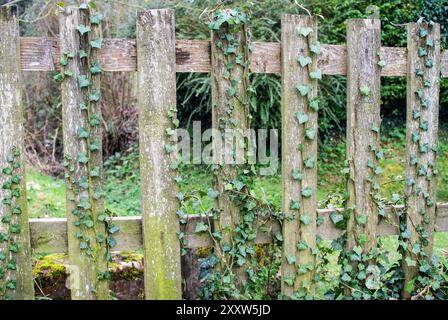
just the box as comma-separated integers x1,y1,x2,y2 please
399,20,447,300
56,3,118,288
0,147,23,300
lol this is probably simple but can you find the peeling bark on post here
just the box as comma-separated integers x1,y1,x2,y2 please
402,22,440,298
210,15,251,289
346,19,381,253
0,7,34,300
59,7,108,300
280,15,318,296
136,9,182,300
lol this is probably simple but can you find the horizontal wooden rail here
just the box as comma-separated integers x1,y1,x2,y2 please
20,37,448,76
29,203,448,254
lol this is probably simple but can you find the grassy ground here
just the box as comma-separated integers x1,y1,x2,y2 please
26,128,448,255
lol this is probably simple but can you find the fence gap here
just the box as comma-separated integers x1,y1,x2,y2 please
280,14,319,297
136,9,182,300
345,19,381,253
210,12,251,289
0,6,34,300
402,22,440,298
59,7,108,300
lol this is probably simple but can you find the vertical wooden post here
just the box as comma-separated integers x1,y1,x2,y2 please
210,11,251,289
345,19,381,254
402,22,440,298
0,7,34,300
280,15,318,297
136,9,182,300
60,7,108,300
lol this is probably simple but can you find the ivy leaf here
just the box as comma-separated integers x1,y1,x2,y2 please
60,57,69,66
419,27,428,38
108,224,120,234
64,70,73,77
79,50,88,59
413,109,421,120
297,84,312,96
90,13,103,25
371,124,379,133
195,221,209,233
90,166,100,177
77,24,91,35
290,199,300,210
391,193,401,203
303,157,315,169
12,205,21,215
295,112,309,124
425,59,433,68
79,102,88,111
308,97,319,111
164,144,174,154
89,90,101,102
77,127,89,139
298,27,313,37
286,254,296,265
298,55,312,67
300,213,311,225
426,38,434,47
418,47,427,57
405,257,417,267
297,240,308,251
305,127,316,140
90,139,100,152
90,61,102,75
207,188,219,199
356,214,367,225
301,187,313,198
90,37,103,49
309,42,321,54
78,74,92,88
420,121,429,131
360,86,371,96
309,70,321,80
377,60,385,68
90,114,101,126
77,153,89,164
292,169,302,181
330,212,343,225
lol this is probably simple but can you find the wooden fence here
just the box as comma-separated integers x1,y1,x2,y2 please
0,6,447,300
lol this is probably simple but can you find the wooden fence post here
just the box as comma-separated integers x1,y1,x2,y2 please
345,19,381,255
0,6,34,300
59,7,108,300
210,11,251,289
402,22,440,298
280,15,319,297
136,9,182,300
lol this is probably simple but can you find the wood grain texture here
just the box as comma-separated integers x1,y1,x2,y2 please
346,19,382,253
19,36,448,76
59,7,108,300
136,9,181,300
0,7,34,300
402,22,440,298
280,14,318,296
29,204,448,254
210,17,251,289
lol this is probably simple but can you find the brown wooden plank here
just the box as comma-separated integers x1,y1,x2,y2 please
346,19,382,254
0,7,34,300
19,36,448,76
402,22,441,298
29,203,448,254
136,9,182,300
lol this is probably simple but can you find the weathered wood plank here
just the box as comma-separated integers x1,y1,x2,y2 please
136,9,182,300
0,7,34,300
210,12,251,289
281,14,319,296
402,22,440,298
19,36,448,76
346,19,382,254
59,7,109,300
29,204,448,254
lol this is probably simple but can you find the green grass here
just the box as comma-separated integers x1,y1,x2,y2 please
25,129,448,256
